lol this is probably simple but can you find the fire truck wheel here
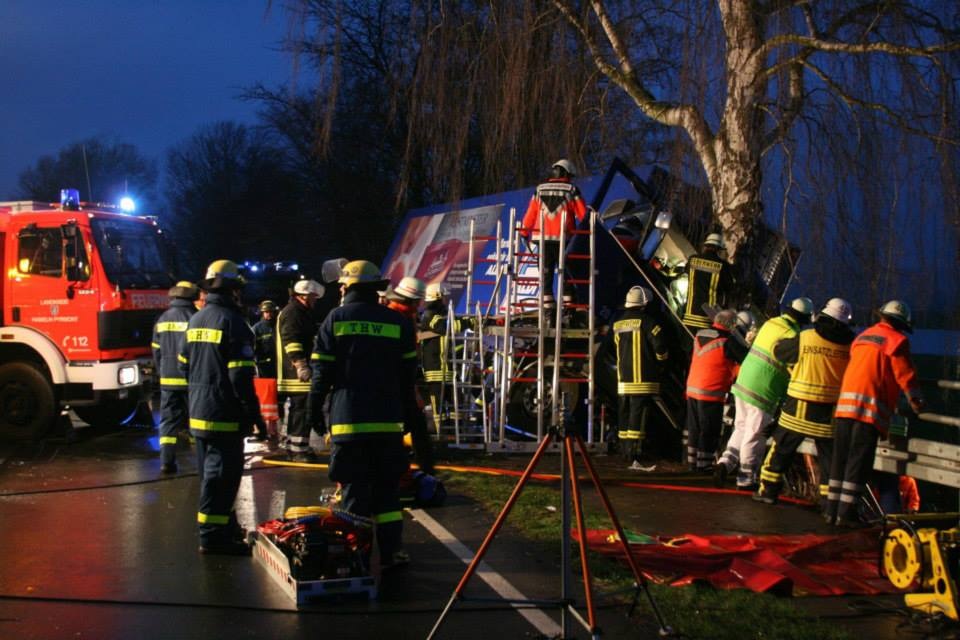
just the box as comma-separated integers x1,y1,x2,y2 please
506,366,580,436
0,362,56,442
73,399,140,429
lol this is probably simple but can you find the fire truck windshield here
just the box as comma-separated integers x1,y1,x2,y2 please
91,218,175,289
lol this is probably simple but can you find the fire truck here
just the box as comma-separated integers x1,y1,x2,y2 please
0,191,174,441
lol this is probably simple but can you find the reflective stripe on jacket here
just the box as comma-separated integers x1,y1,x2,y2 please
731,314,799,414
179,292,259,435
613,307,668,396
520,178,587,242
277,299,316,394
834,321,921,432
786,328,850,404
683,256,728,329
152,299,195,390
311,288,417,443
685,326,738,402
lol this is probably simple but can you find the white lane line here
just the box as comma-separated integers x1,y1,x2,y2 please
268,490,287,520
408,508,561,638
236,475,258,533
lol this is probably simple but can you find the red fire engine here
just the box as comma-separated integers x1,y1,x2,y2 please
0,191,173,441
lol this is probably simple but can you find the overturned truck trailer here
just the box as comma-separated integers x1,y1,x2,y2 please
382,160,799,446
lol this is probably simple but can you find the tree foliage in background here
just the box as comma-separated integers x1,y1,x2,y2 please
16,137,157,208
164,121,308,276
283,0,959,322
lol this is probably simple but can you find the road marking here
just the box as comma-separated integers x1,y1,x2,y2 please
408,508,562,637
236,475,258,533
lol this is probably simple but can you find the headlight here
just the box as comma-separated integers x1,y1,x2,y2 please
118,365,137,386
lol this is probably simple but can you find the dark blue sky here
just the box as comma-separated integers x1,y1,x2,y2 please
0,1,293,198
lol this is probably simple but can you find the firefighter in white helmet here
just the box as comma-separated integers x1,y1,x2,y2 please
716,297,813,490
277,278,326,462
826,300,923,526
308,260,418,569
682,232,734,332
520,159,588,311
754,298,856,508
614,286,669,470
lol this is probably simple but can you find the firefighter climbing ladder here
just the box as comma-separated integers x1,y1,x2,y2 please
454,206,598,451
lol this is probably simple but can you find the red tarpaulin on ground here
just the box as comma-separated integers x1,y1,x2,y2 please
579,529,900,596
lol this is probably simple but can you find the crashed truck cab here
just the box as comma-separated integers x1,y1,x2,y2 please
0,190,175,440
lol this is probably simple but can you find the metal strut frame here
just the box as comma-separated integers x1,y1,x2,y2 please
425,419,671,639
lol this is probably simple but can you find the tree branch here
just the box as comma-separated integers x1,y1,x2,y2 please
759,33,960,61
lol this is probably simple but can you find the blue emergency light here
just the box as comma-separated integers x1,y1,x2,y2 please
119,196,136,213
61,188,81,210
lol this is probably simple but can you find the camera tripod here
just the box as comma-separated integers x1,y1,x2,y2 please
426,424,671,639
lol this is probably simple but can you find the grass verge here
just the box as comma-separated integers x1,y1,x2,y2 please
442,470,851,640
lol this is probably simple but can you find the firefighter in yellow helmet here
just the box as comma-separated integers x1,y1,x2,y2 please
151,280,199,473
179,260,260,555
308,260,418,570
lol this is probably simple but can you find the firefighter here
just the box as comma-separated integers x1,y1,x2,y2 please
754,298,856,507
613,286,669,470
308,260,418,569
251,300,279,441
383,277,436,475
179,260,260,555
520,159,588,311
252,300,278,378
682,233,735,332
151,280,199,474
420,283,476,426
684,309,745,473
277,279,326,462
826,300,924,527
715,297,813,490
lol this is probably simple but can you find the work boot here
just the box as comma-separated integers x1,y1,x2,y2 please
288,450,321,464
752,489,778,505
713,463,728,488
161,462,178,474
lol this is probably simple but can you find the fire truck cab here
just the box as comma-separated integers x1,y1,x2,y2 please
0,193,174,441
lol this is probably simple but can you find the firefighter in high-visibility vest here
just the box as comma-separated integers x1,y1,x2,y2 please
277,279,325,462
520,159,588,309
383,276,435,475
250,300,279,441
308,260,418,569
420,283,475,425
684,309,746,473
715,297,813,490
179,260,260,555
754,298,856,507
826,300,924,527
151,280,199,474
613,286,669,470
682,233,734,332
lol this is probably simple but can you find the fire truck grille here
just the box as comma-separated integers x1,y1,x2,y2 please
98,309,164,351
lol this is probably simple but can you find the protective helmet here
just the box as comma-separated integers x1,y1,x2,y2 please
736,310,756,330
391,276,426,301
258,300,277,312
338,260,388,287
625,285,652,308
203,259,245,290
789,297,814,318
425,283,450,302
820,297,853,324
168,280,199,301
321,257,349,284
712,309,737,331
704,233,725,249
293,279,325,297
879,300,912,329
551,158,577,177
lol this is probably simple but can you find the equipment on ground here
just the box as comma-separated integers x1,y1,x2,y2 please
0,196,177,440
882,517,960,620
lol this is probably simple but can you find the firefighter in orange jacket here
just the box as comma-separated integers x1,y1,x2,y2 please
520,159,588,309
614,286,669,469
754,298,856,507
825,300,924,527
684,310,745,472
